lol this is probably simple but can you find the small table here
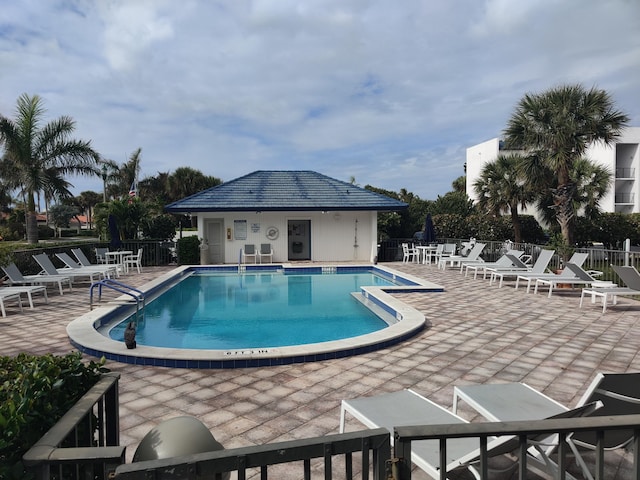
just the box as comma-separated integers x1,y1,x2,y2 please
415,245,437,264
453,382,567,421
105,250,133,273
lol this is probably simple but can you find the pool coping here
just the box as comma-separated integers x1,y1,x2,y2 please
67,264,443,368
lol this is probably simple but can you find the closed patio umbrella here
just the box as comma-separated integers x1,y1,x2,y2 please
108,214,123,249
423,213,436,244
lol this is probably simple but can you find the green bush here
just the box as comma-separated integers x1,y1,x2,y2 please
37,225,54,239
0,353,107,479
176,236,201,265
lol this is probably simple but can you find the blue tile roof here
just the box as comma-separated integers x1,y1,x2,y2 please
165,170,408,213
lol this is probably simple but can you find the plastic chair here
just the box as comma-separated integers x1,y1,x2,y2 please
123,249,143,274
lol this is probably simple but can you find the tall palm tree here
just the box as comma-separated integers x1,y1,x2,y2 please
473,153,536,243
0,93,100,243
504,84,629,245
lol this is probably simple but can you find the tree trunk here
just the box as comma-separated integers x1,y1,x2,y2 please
510,208,522,243
551,183,576,248
26,192,39,244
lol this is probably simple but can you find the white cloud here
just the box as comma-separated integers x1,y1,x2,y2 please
1,0,639,200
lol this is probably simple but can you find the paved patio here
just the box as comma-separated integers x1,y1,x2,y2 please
2,262,639,479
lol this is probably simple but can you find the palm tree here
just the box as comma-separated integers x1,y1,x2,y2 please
473,153,536,243
0,93,100,243
504,84,629,245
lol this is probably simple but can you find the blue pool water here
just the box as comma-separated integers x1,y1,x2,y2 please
109,272,398,349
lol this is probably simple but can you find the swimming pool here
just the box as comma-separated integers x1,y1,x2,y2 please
68,264,444,368
109,272,398,349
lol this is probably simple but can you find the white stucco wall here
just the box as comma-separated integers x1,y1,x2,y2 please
195,210,378,264
466,138,501,202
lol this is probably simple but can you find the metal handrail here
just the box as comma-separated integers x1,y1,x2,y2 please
89,278,145,312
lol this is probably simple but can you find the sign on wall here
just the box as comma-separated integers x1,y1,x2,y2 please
234,220,247,240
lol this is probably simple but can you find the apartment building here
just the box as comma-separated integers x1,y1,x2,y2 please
466,127,640,214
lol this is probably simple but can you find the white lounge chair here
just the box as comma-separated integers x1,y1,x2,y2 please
33,253,103,284
580,264,640,313
487,249,555,287
72,248,120,277
0,288,23,317
0,285,48,310
514,252,589,292
56,252,115,278
2,262,71,295
437,242,486,270
340,389,600,480
463,250,525,279
453,372,640,480
534,262,610,298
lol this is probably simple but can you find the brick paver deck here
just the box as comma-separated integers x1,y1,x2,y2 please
2,262,639,479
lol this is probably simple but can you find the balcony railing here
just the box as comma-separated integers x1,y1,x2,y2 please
616,167,636,178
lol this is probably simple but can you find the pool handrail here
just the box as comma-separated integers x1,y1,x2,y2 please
90,278,146,314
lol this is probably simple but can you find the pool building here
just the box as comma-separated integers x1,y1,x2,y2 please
165,170,408,264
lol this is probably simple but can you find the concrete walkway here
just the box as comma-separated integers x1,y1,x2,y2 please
2,262,639,479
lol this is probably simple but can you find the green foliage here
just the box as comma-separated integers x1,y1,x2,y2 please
430,191,475,217
37,225,54,239
49,204,79,229
0,222,25,241
574,213,640,247
107,198,148,240
142,214,178,241
429,214,544,243
0,243,15,266
176,236,201,264
0,353,107,479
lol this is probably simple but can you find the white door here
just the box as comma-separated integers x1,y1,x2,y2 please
206,220,223,264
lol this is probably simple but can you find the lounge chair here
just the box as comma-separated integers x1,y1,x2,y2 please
0,285,48,310
0,288,23,317
534,262,611,298
2,262,71,295
241,244,257,264
580,264,640,313
453,372,640,480
57,252,116,278
463,250,525,279
340,389,601,480
72,248,120,276
514,252,589,292
33,253,103,284
257,243,273,263
437,242,486,270
487,249,555,287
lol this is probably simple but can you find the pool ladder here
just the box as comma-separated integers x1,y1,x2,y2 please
89,279,146,316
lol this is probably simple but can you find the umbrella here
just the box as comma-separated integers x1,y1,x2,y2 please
423,213,436,244
108,214,123,249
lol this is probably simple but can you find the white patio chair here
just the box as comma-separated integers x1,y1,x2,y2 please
123,248,143,274
257,243,273,263
242,244,257,264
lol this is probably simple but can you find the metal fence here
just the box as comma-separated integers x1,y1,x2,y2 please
23,373,123,480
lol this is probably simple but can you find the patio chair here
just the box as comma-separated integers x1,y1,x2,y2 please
580,264,640,313
123,248,143,274
487,249,555,287
463,250,526,279
2,262,71,295
95,247,109,264
340,389,601,480
0,285,48,311
453,372,640,480
56,252,115,279
401,243,419,263
514,252,589,292
534,262,610,298
33,253,103,283
241,244,257,264
257,243,273,263
437,242,486,270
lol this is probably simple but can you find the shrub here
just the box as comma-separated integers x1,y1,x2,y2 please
176,236,201,265
0,353,107,479
37,225,54,239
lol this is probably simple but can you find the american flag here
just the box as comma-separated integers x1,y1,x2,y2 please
128,181,137,198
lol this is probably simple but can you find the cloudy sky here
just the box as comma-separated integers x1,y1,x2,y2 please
1,0,639,200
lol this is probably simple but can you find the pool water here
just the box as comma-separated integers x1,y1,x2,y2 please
109,272,397,349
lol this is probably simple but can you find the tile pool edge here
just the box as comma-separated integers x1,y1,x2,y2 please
67,264,443,368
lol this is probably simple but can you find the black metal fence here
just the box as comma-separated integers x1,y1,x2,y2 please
22,373,123,480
